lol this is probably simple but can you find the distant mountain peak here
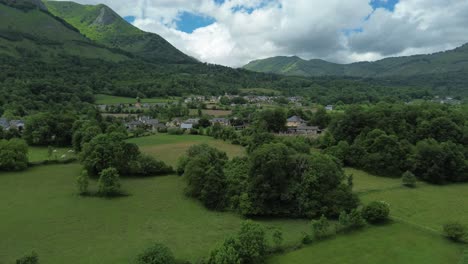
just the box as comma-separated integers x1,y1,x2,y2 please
92,5,118,26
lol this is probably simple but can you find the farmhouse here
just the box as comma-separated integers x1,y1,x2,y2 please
286,116,306,127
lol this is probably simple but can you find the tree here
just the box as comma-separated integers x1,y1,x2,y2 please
182,144,228,210
76,170,89,195
136,243,175,264
402,171,417,187
16,252,39,264
443,222,467,243
255,108,286,133
98,167,121,196
236,221,266,264
23,112,75,146
208,237,241,264
348,209,366,229
362,201,390,224
312,107,331,129
0,139,28,171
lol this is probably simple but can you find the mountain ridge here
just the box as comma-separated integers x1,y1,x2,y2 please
44,0,197,64
244,43,468,78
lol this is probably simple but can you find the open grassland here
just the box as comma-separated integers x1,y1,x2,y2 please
94,94,177,105
128,134,245,165
28,146,76,163
270,168,468,264
0,136,308,264
269,222,464,264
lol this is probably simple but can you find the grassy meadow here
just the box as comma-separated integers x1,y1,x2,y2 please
1,134,466,264
0,135,309,264
94,94,177,105
28,147,76,163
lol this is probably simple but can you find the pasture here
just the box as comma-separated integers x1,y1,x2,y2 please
0,135,309,264
189,109,232,117
28,146,76,163
1,134,466,264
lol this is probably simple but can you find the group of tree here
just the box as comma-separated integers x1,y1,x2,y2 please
0,138,28,171
322,103,467,184
178,141,358,218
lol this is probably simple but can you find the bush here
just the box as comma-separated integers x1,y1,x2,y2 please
98,167,121,196
0,138,28,171
130,154,173,176
348,209,367,229
362,201,390,224
136,243,175,264
272,228,284,250
402,171,417,187
76,170,89,195
443,222,467,243
311,215,335,240
16,252,39,264
167,128,184,135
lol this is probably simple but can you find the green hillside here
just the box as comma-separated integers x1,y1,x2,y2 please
0,0,130,61
244,44,468,78
44,1,196,64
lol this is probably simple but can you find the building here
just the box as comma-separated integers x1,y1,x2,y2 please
0,118,25,131
211,118,231,126
184,118,200,125
287,125,322,136
180,123,193,129
325,105,334,111
166,118,182,128
286,116,306,127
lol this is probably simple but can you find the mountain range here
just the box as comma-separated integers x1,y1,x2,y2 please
0,0,194,64
244,44,468,78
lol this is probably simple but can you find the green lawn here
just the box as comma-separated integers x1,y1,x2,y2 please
128,134,245,166
28,147,76,163
0,136,308,264
94,94,177,105
269,222,464,264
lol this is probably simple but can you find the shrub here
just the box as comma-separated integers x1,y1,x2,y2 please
443,222,467,243
76,170,89,195
16,252,39,264
348,209,367,229
0,138,28,171
362,201,390,224
167,128,184,135
98,167,121,196
272,228,284,250
136,243,175,264
301,233,313,245
311,215,335,239
130,154,173,176
402,171,417,187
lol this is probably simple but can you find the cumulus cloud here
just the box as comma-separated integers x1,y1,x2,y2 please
51,0,468,67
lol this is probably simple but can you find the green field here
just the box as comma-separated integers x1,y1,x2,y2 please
1,134,467,264
28,147,76,163
0,135,309,264
239,88,281,95
94,94,177,105
269,222,464,264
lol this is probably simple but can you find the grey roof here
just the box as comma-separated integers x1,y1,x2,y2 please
184,118,200,124
0,118,9,129
181,123,193,129
296,126,320,131
287,116,304,122
211,118,229,123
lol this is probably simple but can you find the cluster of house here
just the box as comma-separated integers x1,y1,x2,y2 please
125,116,232,131
0,118,25,132
97,102,169,112
184,95,303,106
433,96,461,105
284,116,322,136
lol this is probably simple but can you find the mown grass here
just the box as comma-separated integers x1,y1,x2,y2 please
269,222,464,264
94,94,177,105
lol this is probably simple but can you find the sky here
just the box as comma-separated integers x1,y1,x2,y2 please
53,0,468,67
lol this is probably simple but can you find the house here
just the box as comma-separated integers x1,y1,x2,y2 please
166,118,182,128
287,125,322,136
286,116,306,127
180,123,193,130
9,120,25,131
325,105,334,111
211,118,230,126
125,120,144,131
0,118,9,130
0,118,25,131
184,118,200,125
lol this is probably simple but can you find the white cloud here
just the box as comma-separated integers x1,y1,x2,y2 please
51,0,468,67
